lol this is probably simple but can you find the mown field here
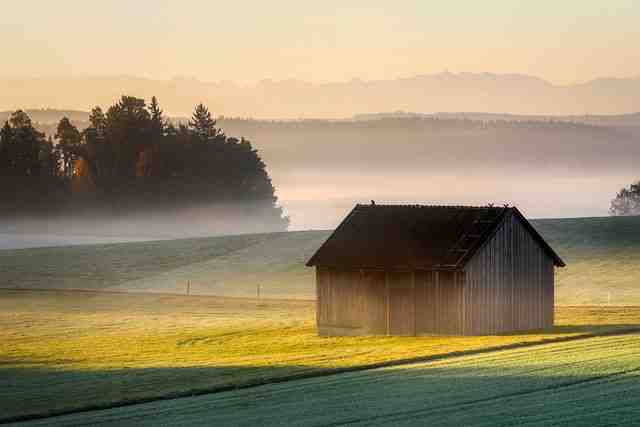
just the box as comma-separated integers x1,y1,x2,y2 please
2,215,640,304
16,331,640,426
2,290,640,423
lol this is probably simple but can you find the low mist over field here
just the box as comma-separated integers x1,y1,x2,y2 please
0,202,287,250
5,109,639,233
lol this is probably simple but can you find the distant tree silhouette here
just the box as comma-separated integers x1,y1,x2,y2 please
88,106,107,135
189,103,220,141
0,98,289,231
0,121,14,173
149,96,165,135
55,117,82,177
0,110,48,177
0,111,65,215
610,181,640,216
40,136,62,178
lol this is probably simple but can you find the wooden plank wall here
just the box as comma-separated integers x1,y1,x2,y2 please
415,271,464,335
317,268,465,336
464,213,555,335
388,272,414,335
316,267,386,335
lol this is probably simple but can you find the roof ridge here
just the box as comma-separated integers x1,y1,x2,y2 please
356,203,508,209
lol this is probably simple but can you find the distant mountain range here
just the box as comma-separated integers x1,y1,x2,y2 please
2,73,640,119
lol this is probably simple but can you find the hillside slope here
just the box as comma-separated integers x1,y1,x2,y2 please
1,216,640,304
535,216,640,304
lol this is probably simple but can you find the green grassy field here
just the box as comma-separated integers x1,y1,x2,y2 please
2,215,640,304
2,290,640,423
0,230,327,299
535,216,640,305
3,215,640,424
17,331,640,426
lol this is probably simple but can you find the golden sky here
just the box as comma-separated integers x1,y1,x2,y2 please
2,0,639,85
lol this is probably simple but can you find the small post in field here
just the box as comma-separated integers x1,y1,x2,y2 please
187,280,191,296
257,283,261,302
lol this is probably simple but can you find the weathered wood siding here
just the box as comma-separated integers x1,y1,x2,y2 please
415,270,465,335
316,267,386,335
317,268,465,336
388,272,415,335
464,213,555,335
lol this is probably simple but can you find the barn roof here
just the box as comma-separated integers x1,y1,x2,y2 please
306,204,565,269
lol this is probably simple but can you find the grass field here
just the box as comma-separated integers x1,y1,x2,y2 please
2,290,640,423
537,216,640,305
3,215,640,424
0,230,327,299
2,215,640,304
17,332,640,426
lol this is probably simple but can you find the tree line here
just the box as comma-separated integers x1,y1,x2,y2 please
0,96,288,230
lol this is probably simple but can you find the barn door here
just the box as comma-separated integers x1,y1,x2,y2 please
387,272,415,336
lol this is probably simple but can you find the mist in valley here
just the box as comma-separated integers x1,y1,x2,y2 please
0,201,290,250
216,117,640,229
3,112,639,247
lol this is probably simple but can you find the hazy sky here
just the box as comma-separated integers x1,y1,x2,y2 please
2,0,639,84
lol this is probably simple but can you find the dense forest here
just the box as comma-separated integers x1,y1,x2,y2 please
0,97,288,232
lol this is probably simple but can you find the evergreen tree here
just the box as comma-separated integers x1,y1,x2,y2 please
148,96,165,134
55,117,82,177
88,106,107,137
7,110,46,176
189,103,220,141
9,110,32,129
105,96,151,178
0,121,14,173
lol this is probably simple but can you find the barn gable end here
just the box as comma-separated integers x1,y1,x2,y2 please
463,210,555,334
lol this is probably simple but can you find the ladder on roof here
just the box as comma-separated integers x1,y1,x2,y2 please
441,207,500,268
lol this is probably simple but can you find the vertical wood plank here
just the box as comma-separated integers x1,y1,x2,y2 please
412,271,416,336
385,271,390,336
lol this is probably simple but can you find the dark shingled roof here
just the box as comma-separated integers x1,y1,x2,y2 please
306,204,565,269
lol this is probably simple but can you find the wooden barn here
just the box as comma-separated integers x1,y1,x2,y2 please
306,204,565,336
